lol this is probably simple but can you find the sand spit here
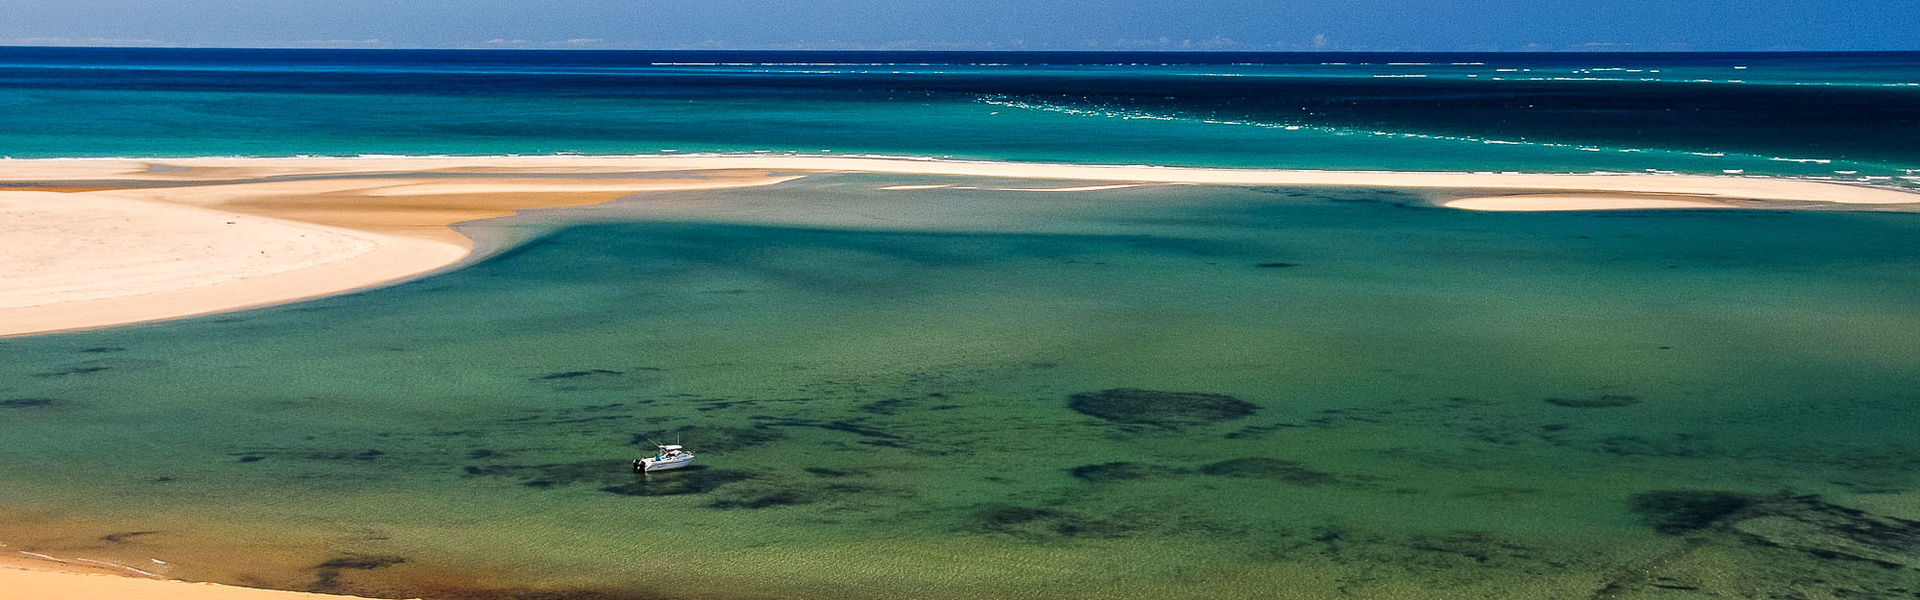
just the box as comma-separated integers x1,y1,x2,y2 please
0,167,802,337
3,155,1918,339
5,155,1916,204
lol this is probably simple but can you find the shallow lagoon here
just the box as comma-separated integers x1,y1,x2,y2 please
4,176,1920,599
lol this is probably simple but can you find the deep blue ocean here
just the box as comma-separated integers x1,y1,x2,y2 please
2,48,1917,185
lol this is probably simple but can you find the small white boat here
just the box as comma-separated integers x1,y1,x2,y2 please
633,444,694,472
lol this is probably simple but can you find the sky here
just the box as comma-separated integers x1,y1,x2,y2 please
0,0,1912,52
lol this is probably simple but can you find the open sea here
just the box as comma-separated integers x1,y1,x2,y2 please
3,49,1920,599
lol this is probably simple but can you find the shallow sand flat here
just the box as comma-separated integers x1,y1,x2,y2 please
1443,193,1737,211
998,183,1149,192
0,558,407,600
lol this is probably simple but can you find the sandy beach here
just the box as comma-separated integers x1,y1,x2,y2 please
0,554,409,600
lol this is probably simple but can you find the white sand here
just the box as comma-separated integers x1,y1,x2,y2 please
0,190,467,337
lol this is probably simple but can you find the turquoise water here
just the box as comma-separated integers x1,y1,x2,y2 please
4,176,1920,598
3,49,1919,185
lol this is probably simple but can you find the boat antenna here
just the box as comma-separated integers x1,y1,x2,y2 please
639,432,665,448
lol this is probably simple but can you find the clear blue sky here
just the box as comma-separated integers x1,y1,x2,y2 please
0,0,1911,51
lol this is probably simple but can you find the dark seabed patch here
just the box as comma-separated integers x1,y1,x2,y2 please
968,506,1131,540
1629,491,1920,567
651,425,786,453
600,467,756,497
30,358,165,378
1199,457,1339,486
704,482,819,510
804,467,866,478
0,398,58,408
1630,490,1756,534
537,369,624,380
1545,395,1641,408
101,530,160,543
464,460,636,489
1068,388,1259,427
309,554,407,594
1069,462,1190,483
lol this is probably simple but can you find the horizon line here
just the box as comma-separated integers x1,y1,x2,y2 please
4,45,1919,54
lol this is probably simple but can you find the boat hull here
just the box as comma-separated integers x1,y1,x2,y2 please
636,456,693,472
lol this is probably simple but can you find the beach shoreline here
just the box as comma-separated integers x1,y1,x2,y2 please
0,553,411,600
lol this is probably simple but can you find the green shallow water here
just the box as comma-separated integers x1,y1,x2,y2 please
4,176,1920,598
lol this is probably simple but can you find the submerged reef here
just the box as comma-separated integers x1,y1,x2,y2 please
968,505,1132,540
1069,461,1187,483
1068,388,1259,427
1631,491,1920,568
1199,457,1340,486
1545,395,1641,408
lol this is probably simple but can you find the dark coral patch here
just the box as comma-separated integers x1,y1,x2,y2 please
1068,388,1258,427
537,369,623,380
1629,491,1920,568
101,531,160,543
0,398,57,408
309,554,407,594
705,484,817,510
969,505,1130,539
318,555,405,570
1629,490,1756,534
1069,462,1188,483
804,467,864,478
1199,457,1338,486
600,468,755,497
650,425,786,453
1546,395,1641,408
464,460,651,491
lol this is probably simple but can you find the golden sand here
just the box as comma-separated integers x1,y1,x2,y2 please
0,555,411,600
